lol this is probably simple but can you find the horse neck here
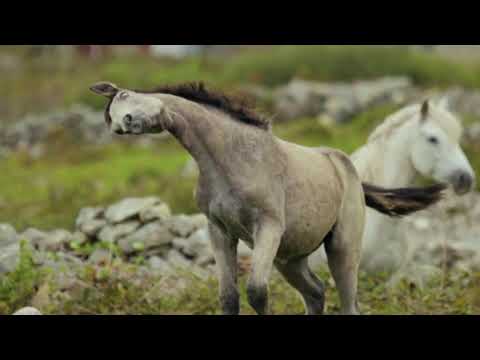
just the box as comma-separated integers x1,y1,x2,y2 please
156,94,241,181
156,94,217,164
361,121,418,188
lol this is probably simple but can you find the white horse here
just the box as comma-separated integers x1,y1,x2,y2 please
311,99,476,272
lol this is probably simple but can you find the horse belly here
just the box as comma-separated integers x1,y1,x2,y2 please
278,180,343,261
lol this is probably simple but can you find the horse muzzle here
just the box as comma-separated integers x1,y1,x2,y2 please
450,170,475,195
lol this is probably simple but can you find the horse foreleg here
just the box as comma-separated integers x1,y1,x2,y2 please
247,218,284,315
209,223,239,315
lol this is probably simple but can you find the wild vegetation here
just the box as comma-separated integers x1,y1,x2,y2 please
4,45,480,121
1,243,480,315
1,46,480,315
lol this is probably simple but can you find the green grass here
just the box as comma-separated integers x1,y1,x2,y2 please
0,241,47,314
2,243,480,315
222,45,480,88
0,134,194,231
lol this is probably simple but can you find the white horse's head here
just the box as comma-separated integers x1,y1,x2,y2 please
90,81,167,135
410,99,475,195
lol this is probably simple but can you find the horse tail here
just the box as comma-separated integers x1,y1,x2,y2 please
362,182,447,217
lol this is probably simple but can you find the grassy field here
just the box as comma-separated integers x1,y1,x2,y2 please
2,45,480,315
1,242,480,315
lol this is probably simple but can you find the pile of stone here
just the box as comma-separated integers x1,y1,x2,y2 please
75,197,214,274
436,87,480,119
271,76,416,123
0,105,162,158
0,197,215,278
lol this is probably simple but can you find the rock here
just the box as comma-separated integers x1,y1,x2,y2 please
75,207,104,229
97,221,141,243
143,246,171,258
21,228,72,252
166,249,192,270
32,251,50,266
80,220,107,238
272,77,413,123
238,240,252,258
172,237,190,252
69,231,89,248
88,249,112,266
0,105,117,159
323,96,358,123
139,203,171,223
190,214,208,228
20,228,48,250
308,247,327,270
183,228,211,259
0,223,17,246
0,242,19,274
54,252,84,267
168,214,208,238
435,87,480,118
273,79,329,122
148,256,174,274
12,307,42,315
105,197,162,223
47,229,74,251
76,207,106,237
196,254,215,267
118,222,174,255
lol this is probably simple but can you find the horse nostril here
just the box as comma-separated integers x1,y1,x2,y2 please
462,173,472,188
124,114,132,125
456,172,473,192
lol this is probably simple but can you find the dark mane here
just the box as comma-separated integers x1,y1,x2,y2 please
135,82,270,130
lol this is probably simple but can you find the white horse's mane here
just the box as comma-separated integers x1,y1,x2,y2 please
367,101,462,144
367,104,421,143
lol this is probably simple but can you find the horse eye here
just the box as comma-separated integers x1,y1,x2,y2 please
428,136,439,145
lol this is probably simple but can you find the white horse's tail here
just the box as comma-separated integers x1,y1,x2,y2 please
362,183,447,217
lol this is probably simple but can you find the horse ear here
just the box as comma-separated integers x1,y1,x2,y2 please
90,82,119,98
420,100,430,121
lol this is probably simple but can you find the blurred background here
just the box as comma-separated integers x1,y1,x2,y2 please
1,45,480,230
2,45,480,314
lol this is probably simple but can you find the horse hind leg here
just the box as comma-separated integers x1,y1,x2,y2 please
324,182,365,315
275,257,326,315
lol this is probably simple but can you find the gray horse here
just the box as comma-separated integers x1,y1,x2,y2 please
91,81,446,315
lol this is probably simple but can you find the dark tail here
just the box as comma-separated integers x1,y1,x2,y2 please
362,183,447,217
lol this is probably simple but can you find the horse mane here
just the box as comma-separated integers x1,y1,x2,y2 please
134,82,271,131
367,104,421,143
